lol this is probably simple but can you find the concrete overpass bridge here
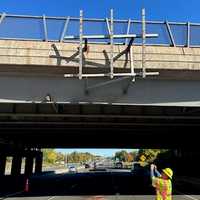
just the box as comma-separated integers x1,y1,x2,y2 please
0,11,200,176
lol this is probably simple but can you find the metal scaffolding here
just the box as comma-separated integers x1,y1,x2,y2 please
63,9,159,84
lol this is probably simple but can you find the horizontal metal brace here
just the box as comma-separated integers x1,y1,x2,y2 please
64,73,136,78
64,33,158,40
64,71,159,78
138,71,159,76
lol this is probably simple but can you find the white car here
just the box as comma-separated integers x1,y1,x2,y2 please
68,166,77,173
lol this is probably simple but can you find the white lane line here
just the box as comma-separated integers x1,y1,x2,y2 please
183,194,199,200
175,190,199,200
0,191,23,199
47,196,57,200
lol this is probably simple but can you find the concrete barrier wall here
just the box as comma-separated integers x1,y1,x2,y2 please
0,40,200,70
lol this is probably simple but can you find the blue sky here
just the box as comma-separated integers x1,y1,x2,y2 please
0,0,199,22
55,149,137,157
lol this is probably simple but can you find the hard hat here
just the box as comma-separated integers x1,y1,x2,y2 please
162,168,173,179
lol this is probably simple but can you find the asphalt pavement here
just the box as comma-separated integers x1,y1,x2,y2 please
1,194,200,200
1,169,200,200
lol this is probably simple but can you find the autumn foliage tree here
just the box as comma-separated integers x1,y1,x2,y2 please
114,150,137,162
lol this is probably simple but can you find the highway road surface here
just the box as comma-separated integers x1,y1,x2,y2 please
1,168,200,200
1,194,200,200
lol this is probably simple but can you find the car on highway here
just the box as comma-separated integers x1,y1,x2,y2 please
68,165,78,173
115,161,123,169
84,163,91,169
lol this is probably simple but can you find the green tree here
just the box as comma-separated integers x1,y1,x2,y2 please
136,149,169,163
42,149,57,164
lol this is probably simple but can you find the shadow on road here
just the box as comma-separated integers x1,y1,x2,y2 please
1,172,200,198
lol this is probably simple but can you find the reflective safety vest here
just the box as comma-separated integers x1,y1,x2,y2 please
152,177,172,200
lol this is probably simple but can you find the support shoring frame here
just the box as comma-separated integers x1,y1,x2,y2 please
63,9,159,93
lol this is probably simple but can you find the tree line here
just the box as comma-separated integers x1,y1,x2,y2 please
42,149,99,164
42,149,169,165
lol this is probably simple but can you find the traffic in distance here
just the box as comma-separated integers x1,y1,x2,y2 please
1,149,200,200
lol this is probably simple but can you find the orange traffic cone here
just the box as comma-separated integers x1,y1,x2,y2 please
24,178,29,192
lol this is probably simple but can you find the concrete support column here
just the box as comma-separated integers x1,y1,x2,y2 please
25,155,33,176
0,155,6,176
35,151,43,174
11,155,22,176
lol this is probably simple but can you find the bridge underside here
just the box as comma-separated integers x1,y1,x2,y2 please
0,103,199,149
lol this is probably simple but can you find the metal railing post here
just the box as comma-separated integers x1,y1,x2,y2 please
187,22,190,47
43,15,48,41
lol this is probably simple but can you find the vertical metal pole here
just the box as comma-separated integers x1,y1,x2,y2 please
60,16,70,42
187,22,190,48
43,15,48,42
110,9,114,79
125,19,131,45
130,46,135,81
142,8,146,78
79,10,83,79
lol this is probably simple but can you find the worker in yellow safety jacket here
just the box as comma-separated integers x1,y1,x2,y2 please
150,164,173,200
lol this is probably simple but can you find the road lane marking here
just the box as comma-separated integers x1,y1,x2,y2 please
47,196,57,200
0,191,23,199
175,190,199,200
183,194,199,200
